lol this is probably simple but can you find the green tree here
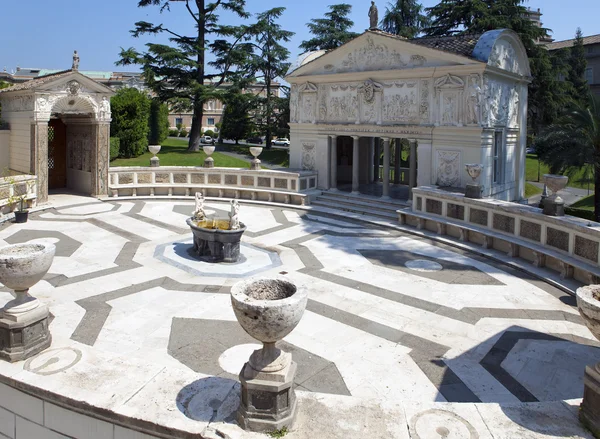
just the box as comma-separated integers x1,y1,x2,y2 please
534,94,600,220
300,4,359,52
380,0,429,38
110,88,151,158
148,98,170,145
568,28,589,105
117,0,250,152
245,7,293,149
424,0,566,137
220,92,254,144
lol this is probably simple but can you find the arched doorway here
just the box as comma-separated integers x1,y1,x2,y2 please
48,118,67,190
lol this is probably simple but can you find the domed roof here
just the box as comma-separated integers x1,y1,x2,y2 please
287,50,327,75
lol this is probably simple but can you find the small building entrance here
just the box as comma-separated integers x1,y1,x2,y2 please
48,119,67,190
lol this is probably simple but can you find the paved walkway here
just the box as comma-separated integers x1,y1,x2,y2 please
0,195,597,438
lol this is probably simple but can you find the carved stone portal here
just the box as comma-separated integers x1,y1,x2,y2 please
436,150,461,187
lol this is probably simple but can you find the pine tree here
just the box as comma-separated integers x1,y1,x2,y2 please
299,4,359,52
245,8,294,149
568,28,589,105
381,0,429,39
116,0,251,152
220,92,254,145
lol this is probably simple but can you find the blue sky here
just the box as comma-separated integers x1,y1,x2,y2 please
1,0,598,73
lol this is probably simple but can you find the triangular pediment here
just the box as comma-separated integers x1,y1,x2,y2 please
287,31,482,78
0,70,114,96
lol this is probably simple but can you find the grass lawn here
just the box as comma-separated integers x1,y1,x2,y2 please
525,182,542,198
219,144,290,168
570,195,594,209
525,154,594,192
110,138,251,168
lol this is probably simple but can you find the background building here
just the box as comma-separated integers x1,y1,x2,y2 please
547,34,600,97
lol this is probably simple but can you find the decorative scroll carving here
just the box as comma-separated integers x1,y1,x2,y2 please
436,150,461,187
420,80,430,123
434,74,464,90
358,79,383,104
301,142,316,171
95,124,110,196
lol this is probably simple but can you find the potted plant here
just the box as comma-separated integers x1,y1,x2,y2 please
7,177,34,223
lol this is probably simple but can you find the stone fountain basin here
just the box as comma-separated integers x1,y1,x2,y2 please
186,218,246,243
577,285,600,341
0,243,56,291
231,278,307,343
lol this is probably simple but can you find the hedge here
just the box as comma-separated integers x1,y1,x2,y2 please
109,137,120,161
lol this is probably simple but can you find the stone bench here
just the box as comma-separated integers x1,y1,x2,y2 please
109,184,309,205
398,208,600,283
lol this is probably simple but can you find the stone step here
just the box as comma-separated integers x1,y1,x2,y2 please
320,190,408,209
311,199,399,220
316,194,403,213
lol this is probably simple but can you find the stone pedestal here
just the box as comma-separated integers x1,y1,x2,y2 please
0,304,51,362
580,363,600,437
250,159,261,171
237,360,297,433
204,157,214,168
150,156,160,167
465,184,483,199
543,199,565,216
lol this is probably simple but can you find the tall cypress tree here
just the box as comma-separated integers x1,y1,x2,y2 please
299,4,359,52
568,28,589,105
116,0,251,152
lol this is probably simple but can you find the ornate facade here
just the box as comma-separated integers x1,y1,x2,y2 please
286,29,531,201
0,70,113,202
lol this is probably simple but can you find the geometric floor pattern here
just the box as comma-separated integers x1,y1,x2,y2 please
0,196,598,438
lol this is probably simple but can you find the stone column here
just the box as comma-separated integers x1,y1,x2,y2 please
382,137,391,199
330,135,338,190
416,142,432,187
91,122,110,197
352,136,360,194
408,139,418,197
394,140,401,184
368,138,375,183
30,121,49,204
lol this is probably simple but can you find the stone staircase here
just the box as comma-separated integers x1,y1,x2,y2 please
311,190,408,220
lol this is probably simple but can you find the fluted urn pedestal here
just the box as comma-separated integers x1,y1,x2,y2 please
465,164,484,199
542,174,568,216
577,285,600,437
249,147,263,171
149,145,161,167
231,278,307,433
203,146,215,168
0,243,55,362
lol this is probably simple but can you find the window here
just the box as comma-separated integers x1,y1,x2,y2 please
585,67,593,84
175,118,183,127
207,118,215,126
587,46,596,54
493,131,504,184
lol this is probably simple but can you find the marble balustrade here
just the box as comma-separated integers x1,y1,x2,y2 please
0,174,37,216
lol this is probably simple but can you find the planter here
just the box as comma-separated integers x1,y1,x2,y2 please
13,210,28,223
149,145,161,167
186,218,246,263
203,146,215,168
576,285,600,437
0,242,55,362
249,147,263,171
464,164,484,199
231,278,307,432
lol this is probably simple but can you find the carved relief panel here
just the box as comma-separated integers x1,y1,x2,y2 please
301,142,316,171
298,82,318,124
419,79,431,124
324,84,359,123
436,150,461,187
489,40,520,75
482,75,516,128
434,74,465,126
67,125,93,173
290,85,299,123
358,79,383,124
382,81,418,123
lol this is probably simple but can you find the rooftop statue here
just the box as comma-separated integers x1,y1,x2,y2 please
72,50,80,71
368,1,379,30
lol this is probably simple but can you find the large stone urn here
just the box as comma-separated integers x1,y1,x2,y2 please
203,145,215,168
149,144,161,167
576,285,600,437
542,174,568,216
464,164,484,199
231,278,308,432
0,243,55,362
249,147,263,171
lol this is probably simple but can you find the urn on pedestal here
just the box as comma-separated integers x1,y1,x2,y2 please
0,243,55,362
249,147,263,171
149,144,161,167
203,145,215,168
576,285,600,437
464,164,484,199
542,174,568,216
231,278,307,432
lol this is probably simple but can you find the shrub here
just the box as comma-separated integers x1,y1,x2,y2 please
109,137,120,161
179,128,188,137
565,207,597,222
204,129,215,138
148,98,170,145
168,129,179,137
110,88,151,158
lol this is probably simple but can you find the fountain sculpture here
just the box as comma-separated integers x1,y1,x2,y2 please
231,278,307,432
0,242,55,362
186,194,246,263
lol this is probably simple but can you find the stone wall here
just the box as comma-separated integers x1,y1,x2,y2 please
0,381,161,439
0,130,9,171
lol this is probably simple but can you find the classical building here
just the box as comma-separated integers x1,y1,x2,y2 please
0,64,113,203
547,34,600,97
1,67,280,133
286,29,531,201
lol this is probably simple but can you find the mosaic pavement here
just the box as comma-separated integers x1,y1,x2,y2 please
0,196,598,438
